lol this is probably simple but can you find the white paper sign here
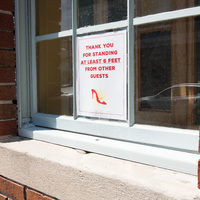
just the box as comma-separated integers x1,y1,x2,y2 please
77,30,127,120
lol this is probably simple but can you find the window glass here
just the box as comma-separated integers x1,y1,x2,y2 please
36,0,72,36
196,0,200,6
195,16,200,124
135,17,200,129
135,0,196,17
78,0,127,28
78,0,94,28
139,30,171,111
37,37,73,116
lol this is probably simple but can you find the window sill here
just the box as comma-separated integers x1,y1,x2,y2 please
18,125,200,176
33,113,199,152
0,136,199,199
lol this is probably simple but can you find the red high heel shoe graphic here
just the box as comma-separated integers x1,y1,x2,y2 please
91,89,107,105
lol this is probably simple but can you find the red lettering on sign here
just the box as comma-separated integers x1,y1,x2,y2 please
108,58,121,63
90,74,108,78
86,44,101,50
87,59,102,64
98,66,115,71
85,67,97,71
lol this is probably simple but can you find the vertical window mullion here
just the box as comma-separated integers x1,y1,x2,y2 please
30,0,38,117
72,0,77,119
15,0,22,128
128,0,134,126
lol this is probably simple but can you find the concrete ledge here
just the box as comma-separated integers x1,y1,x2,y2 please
0,136,200,200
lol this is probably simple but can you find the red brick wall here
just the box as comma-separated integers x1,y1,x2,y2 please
0,0,17,137
0,176,57,200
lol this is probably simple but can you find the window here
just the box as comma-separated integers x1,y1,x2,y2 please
34,0,127,119
37,37,73,115
32,0,200,129
36,0,72,35
21,0,200,132
36,0,73,116
135,0,200,129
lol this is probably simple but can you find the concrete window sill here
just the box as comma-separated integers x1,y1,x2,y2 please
0,136,199,200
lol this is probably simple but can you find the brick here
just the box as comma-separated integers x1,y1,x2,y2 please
0,176,25,200
0,0,14,12
0,68,15,82
27,189,55,200
0,86,16,100
0,13,14,31
0,32,15,49
0,104,16,120
0,50,15,66
0,193,7,200
0,120,17,136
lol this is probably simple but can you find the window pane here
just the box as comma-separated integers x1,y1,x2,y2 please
140,30,171,111
135,0,197,17
196,0,200,6
78,0,127,28
36,0,72,36
37,37,73,116
195,16,200,124
135,17,200,129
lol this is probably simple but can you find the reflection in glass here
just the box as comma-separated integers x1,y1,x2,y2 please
140,30,171,111
195,17,200,123
134,0,196,17
36,0,72,36
196,0,200,6
37,37,73,116
78,0,127,28
135,17,200,129
139,84,200,112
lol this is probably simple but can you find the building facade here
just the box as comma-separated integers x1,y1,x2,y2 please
1,0,200,199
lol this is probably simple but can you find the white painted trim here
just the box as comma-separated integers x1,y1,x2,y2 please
77,20,128,35
29,0,37,116
15,0,21,129
128,0,134,126
72,0,77,119
18,126,200,175
32,113,199,152
36,30,73,42
15,0,32,128
134,6,200,26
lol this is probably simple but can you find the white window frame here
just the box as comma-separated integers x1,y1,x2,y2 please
15,0,200,175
